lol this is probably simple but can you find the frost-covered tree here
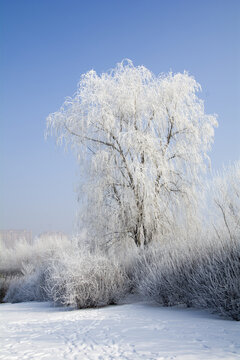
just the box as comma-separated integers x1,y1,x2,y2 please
47,60,217,248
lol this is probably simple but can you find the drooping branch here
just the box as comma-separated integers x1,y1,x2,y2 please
64,123,120,153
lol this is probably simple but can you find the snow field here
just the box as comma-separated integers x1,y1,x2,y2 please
1,301,240,360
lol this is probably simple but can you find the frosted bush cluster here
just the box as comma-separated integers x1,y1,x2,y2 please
44,250,129,308
135,236,240,320
134,162,240,320
0,236,71,303
0,235,70,275
1,237,129,308
4,266,48,303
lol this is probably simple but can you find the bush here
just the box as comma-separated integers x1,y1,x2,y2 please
135,242,195,307
136,237,240,320
1,235,71,304
0,271,23,303
189,239,240,320
3,238,130,308
4,266,49,303
44,249,130,308
134,162,240,320
0,236,71,275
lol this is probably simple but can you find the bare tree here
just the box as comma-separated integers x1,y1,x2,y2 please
47,60,217,248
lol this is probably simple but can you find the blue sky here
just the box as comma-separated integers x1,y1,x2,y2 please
1,0,239,236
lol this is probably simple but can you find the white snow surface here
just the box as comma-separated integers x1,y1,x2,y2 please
0,300,239,360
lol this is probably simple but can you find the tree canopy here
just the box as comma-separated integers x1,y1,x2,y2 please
47,60,217,248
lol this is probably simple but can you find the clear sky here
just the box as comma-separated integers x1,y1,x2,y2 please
1,0,239,236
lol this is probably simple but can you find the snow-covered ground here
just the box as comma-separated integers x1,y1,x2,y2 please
0,301,239,360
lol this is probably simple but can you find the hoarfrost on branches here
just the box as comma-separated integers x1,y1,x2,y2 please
47,60,217,248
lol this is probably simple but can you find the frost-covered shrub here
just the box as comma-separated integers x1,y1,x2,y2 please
191,161,240,320
0,276,7,303
135,242,196,307
136,236,240,320
135,162,240,320
44,249,130,308
116,245,143,293
0,273,21,303
2,234,130,307
0,235,71,275
1,235,71,303
189,238,240,320
4,266,49,303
